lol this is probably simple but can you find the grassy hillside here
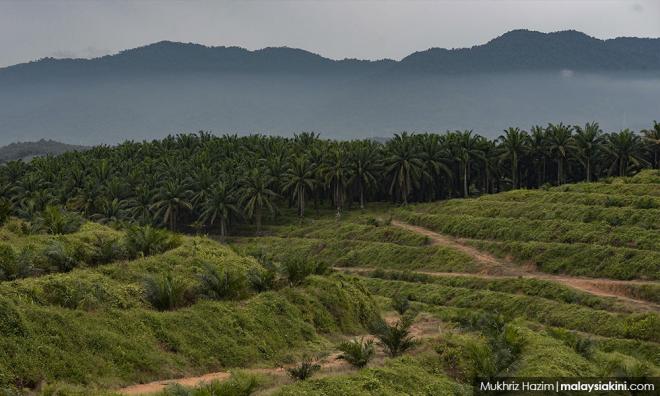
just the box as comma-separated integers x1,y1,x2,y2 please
0,221,379,393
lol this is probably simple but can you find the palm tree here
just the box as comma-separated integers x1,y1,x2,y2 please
128,185,154,225
572,122,603,182
91,198,129,225
282,156,316,217
198,182,241,239
604,129,647,176
321,146,352,215
239,168,278,234
151,179,193,231
529,125,549,187
451,130,483,197
384,133,425,204
418,134,452,200
498,127,528,189
642,121,660,169
547,123,573,185
349,141,381,209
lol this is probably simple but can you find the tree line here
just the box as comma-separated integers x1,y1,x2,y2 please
0,121,658,236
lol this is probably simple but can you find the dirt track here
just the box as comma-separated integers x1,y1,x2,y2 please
390,220,659,311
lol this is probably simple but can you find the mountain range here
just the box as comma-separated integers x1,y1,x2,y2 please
1,29,659,145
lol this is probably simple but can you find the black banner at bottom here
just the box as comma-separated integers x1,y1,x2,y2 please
473,377,659,395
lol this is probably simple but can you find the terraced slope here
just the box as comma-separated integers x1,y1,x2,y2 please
226,192,660,395
397,170,660,281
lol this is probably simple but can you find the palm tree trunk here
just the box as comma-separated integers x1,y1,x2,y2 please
557,159,563,185
359,182,365,210
300,189,305,218
463,162,469,197
220,218,227,241
255,206,262,234
586,160,591,183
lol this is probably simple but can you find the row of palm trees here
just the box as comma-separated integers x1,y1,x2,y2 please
0,122,658,236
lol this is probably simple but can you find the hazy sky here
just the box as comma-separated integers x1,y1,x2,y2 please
1,0,659,67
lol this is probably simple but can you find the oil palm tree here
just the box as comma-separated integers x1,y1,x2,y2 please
529,125,549,186
604,129,647,176
151,179,193,231
384,133,425,204
321,146,352,215
572,122,603,182
642,121,660,169
349,141,381,209
451,130,483,197
498,127,529,189
547,123,573,185
198,181,240,238
282,156,316,217
239,168,278,234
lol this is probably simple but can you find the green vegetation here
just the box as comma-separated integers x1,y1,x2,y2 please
337,338,376,368
235,237,477,273
286,357,322,381
0,130,658,394
1,127,657,238
362,277,659,342
274,357,469,396
0,222,379,393
372,317,418,357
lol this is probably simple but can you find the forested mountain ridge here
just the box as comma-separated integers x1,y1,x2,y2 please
2,29,660,83
2,29,660,145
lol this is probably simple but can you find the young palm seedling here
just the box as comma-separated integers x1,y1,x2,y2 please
287,356,321,381
337,337,376,368
372,316,417,357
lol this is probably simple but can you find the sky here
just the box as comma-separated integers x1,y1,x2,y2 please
1,0,659,68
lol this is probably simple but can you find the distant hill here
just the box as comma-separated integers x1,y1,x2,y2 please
2,30,660,83
1,29,659,145
0,140,88,163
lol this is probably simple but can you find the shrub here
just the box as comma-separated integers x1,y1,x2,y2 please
42,241,80,273
125,225,180,257
0,244,36,281
144,273,190,311
372,317,417,357
90,235,127,264
37,206,83,234
287,357,321,381
337,337,375,368
633,196,658,209
392,294,411,315
435,333,498,382
247,266,277,292
282,257,318,286
0,199,11,226
198,262,249,300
